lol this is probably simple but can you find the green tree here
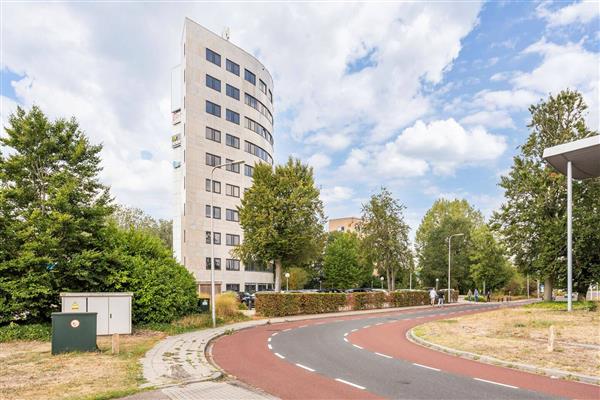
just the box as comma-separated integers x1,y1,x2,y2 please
492,90,600,300
416,199,483,293
323,232,371,289
285,267,310,290
235,158,325,291
111,204,173,249
0,106,113,323
468,225,513,292
359,187,411,291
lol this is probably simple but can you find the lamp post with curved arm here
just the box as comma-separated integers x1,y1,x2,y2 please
447,233,464,303
210,160,245,328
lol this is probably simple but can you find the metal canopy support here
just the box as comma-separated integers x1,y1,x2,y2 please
567,161,573,312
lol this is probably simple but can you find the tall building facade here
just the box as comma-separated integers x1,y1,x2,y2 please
171,19,275,295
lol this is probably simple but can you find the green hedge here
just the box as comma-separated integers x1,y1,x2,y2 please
255,293,347,317
439,289,458,302
256,290,433,317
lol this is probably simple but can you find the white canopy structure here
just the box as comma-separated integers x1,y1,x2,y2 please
543,135,600,311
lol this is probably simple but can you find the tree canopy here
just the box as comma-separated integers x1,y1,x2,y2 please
492,89,600,299
234,157,326,291
323,231,371,289
359,187,411,291
110,204,173,250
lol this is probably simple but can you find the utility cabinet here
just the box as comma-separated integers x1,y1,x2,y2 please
60,292,133,335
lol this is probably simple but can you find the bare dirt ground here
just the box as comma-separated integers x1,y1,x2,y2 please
0,330,165,400
415,304,600,378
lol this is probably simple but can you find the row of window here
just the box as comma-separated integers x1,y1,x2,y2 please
245,117,273,145
244,93,273,124
205,179,241,197
206,257,241,271
205,205,239,222
244,141,273,164
206,126,241,149
225,283,273,293
205,231,240,246
205,153,254,177
206,48,273,103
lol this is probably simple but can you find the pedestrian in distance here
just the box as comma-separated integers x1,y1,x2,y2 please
474,288,479,302
437,289,444,307
467,289,472,301
429,287,437,307
486,290,491,302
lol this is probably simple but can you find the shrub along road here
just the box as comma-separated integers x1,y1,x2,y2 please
212,302,599,399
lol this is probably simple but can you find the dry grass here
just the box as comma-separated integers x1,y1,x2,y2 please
215,292,239,318
416,305,600,377
0,330,165,400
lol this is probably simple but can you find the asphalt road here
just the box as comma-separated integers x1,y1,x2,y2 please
212,303,600,399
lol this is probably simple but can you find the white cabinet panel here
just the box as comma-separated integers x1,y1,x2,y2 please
108,296,131,334
87,297,109,335
61,297,86,313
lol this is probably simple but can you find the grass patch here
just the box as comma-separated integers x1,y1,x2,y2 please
438,319,458,324
137,312,249,335
524,301,597,311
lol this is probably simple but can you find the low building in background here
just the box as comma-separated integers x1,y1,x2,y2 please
328,217,361,234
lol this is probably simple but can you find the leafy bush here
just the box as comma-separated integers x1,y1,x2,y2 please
216,292,240,318
0,322,51,342
389,290,429,307
255,293,346,317
438,289,458,302
349,292,386,310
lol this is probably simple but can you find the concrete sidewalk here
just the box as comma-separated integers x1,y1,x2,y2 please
135,301,504,399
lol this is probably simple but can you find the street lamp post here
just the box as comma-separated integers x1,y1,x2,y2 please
380,276,384,289
210,160,245,328
285,272,290,291
435,278,439,291
447,233,464,303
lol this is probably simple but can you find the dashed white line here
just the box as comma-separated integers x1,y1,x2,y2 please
344,338,349,342
353,344,364,349
283,328,291,332
272,332,278,336
375,322,383,326
299,325,308,328
268,344,272,350
268,337,272,342
474,378,518,389
375,352,392,359
274,352,285,359
363,325,371,328
335,378,365,390
413,363,440,371
351,328,358,332
295,363,316,372
344,332,348,337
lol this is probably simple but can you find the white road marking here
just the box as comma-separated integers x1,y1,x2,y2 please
351,329,358,332
283,328,291,332
344,338,349,342
375,352,392,359
413,363,440,371
363,325,371,328
274,352,285,359
268,337,272,342
474,378,518,389
295,363,315,372
353,344,364,349
268,344,272,350
375,322,383,326
335,378,365,390
344,332,348,337
272,332,278,336
299,325,308,328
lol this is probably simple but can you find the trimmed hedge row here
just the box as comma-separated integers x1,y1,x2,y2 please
255,293,347,317
439,289,459,303
255,289,446,317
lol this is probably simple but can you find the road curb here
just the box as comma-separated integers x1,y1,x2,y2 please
407,326,600,386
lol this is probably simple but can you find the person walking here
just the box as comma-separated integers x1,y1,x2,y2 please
437,289,444,307
429,287,437,307
474,288,479,302
486,290,491,302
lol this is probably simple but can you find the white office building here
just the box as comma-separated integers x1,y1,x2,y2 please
171,18,275,295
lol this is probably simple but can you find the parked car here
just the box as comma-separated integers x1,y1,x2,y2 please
237,292,255,308
345,288,374,293
317,288,345,293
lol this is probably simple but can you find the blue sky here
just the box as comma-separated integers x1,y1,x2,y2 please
1,1,599,236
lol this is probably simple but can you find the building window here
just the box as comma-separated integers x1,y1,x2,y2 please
225,133,240,149
226,283,240,292
205,178,221,193
226,59,240,76
205,231,211,244
244,164,254,177
268,89,273,103
226,109,240,125
226,209,239,222
205,100,221,117
245,116,273,143
206,205,221,219
226,184,240,198
205,153,221,167
214,232,221,245
257,283,271,292
206,48,221,66
259,79,267,94
244,141,273,164
225,158,240,173
245,283,257,293
226,84,240,100
206,74,221,92
206,257,222,270
226,259,240,271
205,126,221,143
244,94,273,124
244,69,256,85
226,234,240,246
245,260,273,272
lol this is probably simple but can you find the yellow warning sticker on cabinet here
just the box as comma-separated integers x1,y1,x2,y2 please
71,302,79,311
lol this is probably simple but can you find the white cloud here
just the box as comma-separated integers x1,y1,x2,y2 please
460,110,515,129
473,89,540,110
321,186,354,203
306,152,332,170
537,1,600,27
305,131,353,152
337,118,506,179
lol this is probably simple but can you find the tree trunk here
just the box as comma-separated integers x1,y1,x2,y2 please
274,259,282,292
390,269,396,291
544,276,553,301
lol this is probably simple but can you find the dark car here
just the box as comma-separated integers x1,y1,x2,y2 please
237,292,255,308
317,288,345,293
345,288,374,293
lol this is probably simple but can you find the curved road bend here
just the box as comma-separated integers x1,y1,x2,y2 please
212,303,599,399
